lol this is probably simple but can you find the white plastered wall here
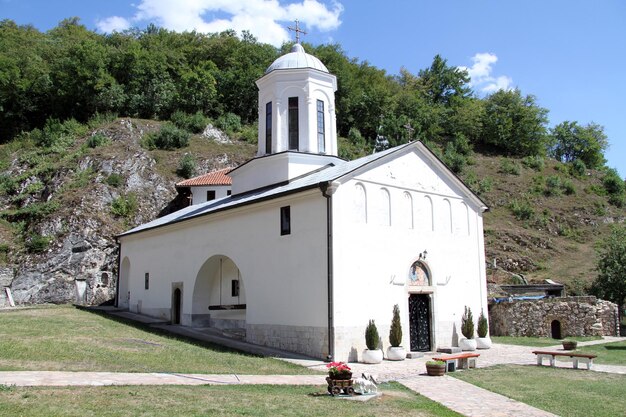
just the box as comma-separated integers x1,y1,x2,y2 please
118,189,330,356
330,149,488,361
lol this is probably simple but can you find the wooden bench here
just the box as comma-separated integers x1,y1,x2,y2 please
532,350,597,370
431,352,480,373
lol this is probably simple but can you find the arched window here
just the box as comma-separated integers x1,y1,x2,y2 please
422,195,434,231
403,192,414,229
354,183,367,224
461,202,470,236
379,188,391,226
443,199,452,233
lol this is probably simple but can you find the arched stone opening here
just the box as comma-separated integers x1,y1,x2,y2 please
118,257,130,309
192,255,246,331
551,319,562,339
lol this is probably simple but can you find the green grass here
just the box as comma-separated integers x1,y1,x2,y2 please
492,335,601,347
453,365,626,417
575,340,626,365
0,305,311,375
0,383,461,417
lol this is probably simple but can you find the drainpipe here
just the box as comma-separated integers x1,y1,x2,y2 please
320,181,340,361
115,237,121,308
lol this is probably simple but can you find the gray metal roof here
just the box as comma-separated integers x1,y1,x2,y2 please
119,142,487,238
119,145,403,237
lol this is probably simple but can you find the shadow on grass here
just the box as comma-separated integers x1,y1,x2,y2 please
604,346,626,351
75,305,264,358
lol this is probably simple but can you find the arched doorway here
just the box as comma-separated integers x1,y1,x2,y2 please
118,257,130,309
408,260,433,352
192,255,246,330
551,320,562,339
172,287,182,324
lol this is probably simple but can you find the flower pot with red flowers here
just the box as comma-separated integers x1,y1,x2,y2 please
325,362,355,395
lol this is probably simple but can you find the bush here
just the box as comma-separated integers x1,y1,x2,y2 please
499,159,521,175
26,234,51,253
170,111,210,133
216,112,242,134
522,155,544,171
461,306,475,339
238,123,258,143
105,173,123,188
389,304,403,347
144,123,190,150
0,174,17,195
508,199,535,221
110,193,138,218
562,179,576,195
569,159,587,177
32,118,87,148
477,310,488,338
365,320,380,350
602,168,625,207
544,175,563,196
442,142,467,174
86,132,109,148
177,154,197,179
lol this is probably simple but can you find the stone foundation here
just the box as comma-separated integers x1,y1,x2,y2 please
489,296,619,337
246,324,329,359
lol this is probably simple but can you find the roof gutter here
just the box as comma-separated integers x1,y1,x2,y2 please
320,180,340,361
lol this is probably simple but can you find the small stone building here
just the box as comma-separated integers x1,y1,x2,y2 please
489,296,619,338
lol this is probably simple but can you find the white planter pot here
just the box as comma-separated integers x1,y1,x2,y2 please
386,346,407,361
362,349,384,364
459,338,477,351
476,337,492,349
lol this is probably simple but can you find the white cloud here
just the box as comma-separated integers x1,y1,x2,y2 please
98,0,343,46
460,52,513,94
96,16,131,33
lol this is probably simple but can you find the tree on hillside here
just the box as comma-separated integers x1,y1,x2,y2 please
417,54,471,105
548,121,608,169
591,226,626,327
480,89,549,156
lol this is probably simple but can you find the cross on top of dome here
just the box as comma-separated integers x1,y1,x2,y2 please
287,19,307,44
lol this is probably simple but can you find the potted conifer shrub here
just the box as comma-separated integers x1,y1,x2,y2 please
458,306,477,351
476,310,492,349
362,319,383,364
386,304,406,361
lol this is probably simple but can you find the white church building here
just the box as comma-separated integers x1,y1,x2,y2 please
116,42,489,361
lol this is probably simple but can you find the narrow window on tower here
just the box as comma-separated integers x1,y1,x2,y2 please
265,102,272,154
280,206,291,235
288,97,299,150
317,99,325,153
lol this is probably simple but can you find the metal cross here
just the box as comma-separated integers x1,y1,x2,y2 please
288,19,307,44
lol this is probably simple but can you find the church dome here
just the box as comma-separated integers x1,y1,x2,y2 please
265,43,329,74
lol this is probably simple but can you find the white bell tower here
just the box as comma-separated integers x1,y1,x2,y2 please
228,30,343,196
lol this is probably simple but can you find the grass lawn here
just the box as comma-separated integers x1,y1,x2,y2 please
492,335,601,347
574,340,626,365
0,305,313,374
453,364,626,417
0,383,461,417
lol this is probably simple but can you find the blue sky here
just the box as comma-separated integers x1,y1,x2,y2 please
2,0,625,177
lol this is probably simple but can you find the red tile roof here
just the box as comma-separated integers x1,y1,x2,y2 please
176,168,232,187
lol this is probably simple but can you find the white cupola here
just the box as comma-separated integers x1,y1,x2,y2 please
255,43,338,157
228,42,343,195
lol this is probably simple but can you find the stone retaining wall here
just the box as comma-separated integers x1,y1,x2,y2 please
489,296,619,337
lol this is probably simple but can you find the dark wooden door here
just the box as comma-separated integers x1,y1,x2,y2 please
409,294,431,352
173,288,181,324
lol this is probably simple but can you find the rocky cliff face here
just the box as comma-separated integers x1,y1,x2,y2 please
0,119,178,306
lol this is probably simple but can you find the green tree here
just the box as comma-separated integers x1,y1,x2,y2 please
591,226,626,326
417,54,471,105
480,89,549,156
548,121,608,169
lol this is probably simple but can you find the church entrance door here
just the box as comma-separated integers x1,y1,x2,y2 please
172,288,182,324
409,294,431,352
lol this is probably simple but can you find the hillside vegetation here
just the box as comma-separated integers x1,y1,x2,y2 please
0,18,624,303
